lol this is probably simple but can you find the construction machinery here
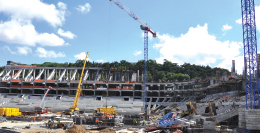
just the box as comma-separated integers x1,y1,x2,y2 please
110,0,156,113
0,108,21,116
181,101,198,117
93,107,117,117
228,76,235,80
69,52,89,112
203,102,217,116
241,0,260,109
35,86,52,114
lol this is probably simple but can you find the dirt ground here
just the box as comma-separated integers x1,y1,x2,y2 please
0,121,45,128
15,127,66,133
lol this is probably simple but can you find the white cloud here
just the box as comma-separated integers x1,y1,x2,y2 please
0,0,67,47
0,20,65,46
96,59,106,63
76,3,91,14
153,23,243,74
4,46,32,55
222,24,232,31
4,46,16,54
236,18,242,24
74,52,90,61
57,28,76,39
16,46,32,55
222,24,232,35
0,0,67,27
134,50,142,56
236,5,260,32
35,47,65,58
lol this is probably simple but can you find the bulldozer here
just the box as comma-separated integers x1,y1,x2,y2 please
181,101,198,117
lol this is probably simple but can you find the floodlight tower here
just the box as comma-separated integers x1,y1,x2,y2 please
241,0,260,109
110,0,156,113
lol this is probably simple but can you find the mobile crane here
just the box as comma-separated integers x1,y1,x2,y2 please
69,52,89,112
35,86,52,114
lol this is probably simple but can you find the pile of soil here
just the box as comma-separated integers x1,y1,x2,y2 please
99,128,117,133
66,125,86,133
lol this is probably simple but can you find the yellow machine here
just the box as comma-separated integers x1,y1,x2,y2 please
69,52,89,112
181,101,198,117
93,107,117,116
204,102,217,116
0,108,21,116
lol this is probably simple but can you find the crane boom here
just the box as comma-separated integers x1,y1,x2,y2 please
110,0,156,114
39,86,51,108
110,0,156,37
69,52,89,111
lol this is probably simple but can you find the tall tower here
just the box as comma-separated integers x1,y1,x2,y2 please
241,0,260,109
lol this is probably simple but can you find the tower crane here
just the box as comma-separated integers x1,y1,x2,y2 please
241,0,260,109
110,0,156,114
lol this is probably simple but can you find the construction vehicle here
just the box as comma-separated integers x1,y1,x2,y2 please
203,102,217,116
69,52,89,112
228,76,235,80
181,101,198,117
95,112,116,119
35,86,52,114
93,107,117,117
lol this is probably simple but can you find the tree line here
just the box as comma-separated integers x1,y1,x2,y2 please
33,59,230,82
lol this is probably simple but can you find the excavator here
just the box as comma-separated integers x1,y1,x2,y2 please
69,52,89,112
181,101,198,117
202,102,217,116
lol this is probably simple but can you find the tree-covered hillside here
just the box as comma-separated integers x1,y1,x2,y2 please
33,59,230,82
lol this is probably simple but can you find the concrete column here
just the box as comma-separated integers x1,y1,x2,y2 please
75,71,79,80
12,70,14,77
47,69,50,77
66,69,68,80
133,84,135,97
137,70,139,82
70,70,71,80
22,69,25,79
55,70,57,80
33,69,35,79
44,70,46,80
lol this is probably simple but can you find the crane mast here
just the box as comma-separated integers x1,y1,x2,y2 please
110,0,156,113
241,0,260,109
69,52,89,111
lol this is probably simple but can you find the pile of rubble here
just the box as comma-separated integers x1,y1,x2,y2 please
0,116,7,122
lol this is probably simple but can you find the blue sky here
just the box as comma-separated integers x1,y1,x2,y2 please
0,0,260,74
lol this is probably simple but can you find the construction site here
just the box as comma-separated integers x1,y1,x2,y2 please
0,0,260,133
